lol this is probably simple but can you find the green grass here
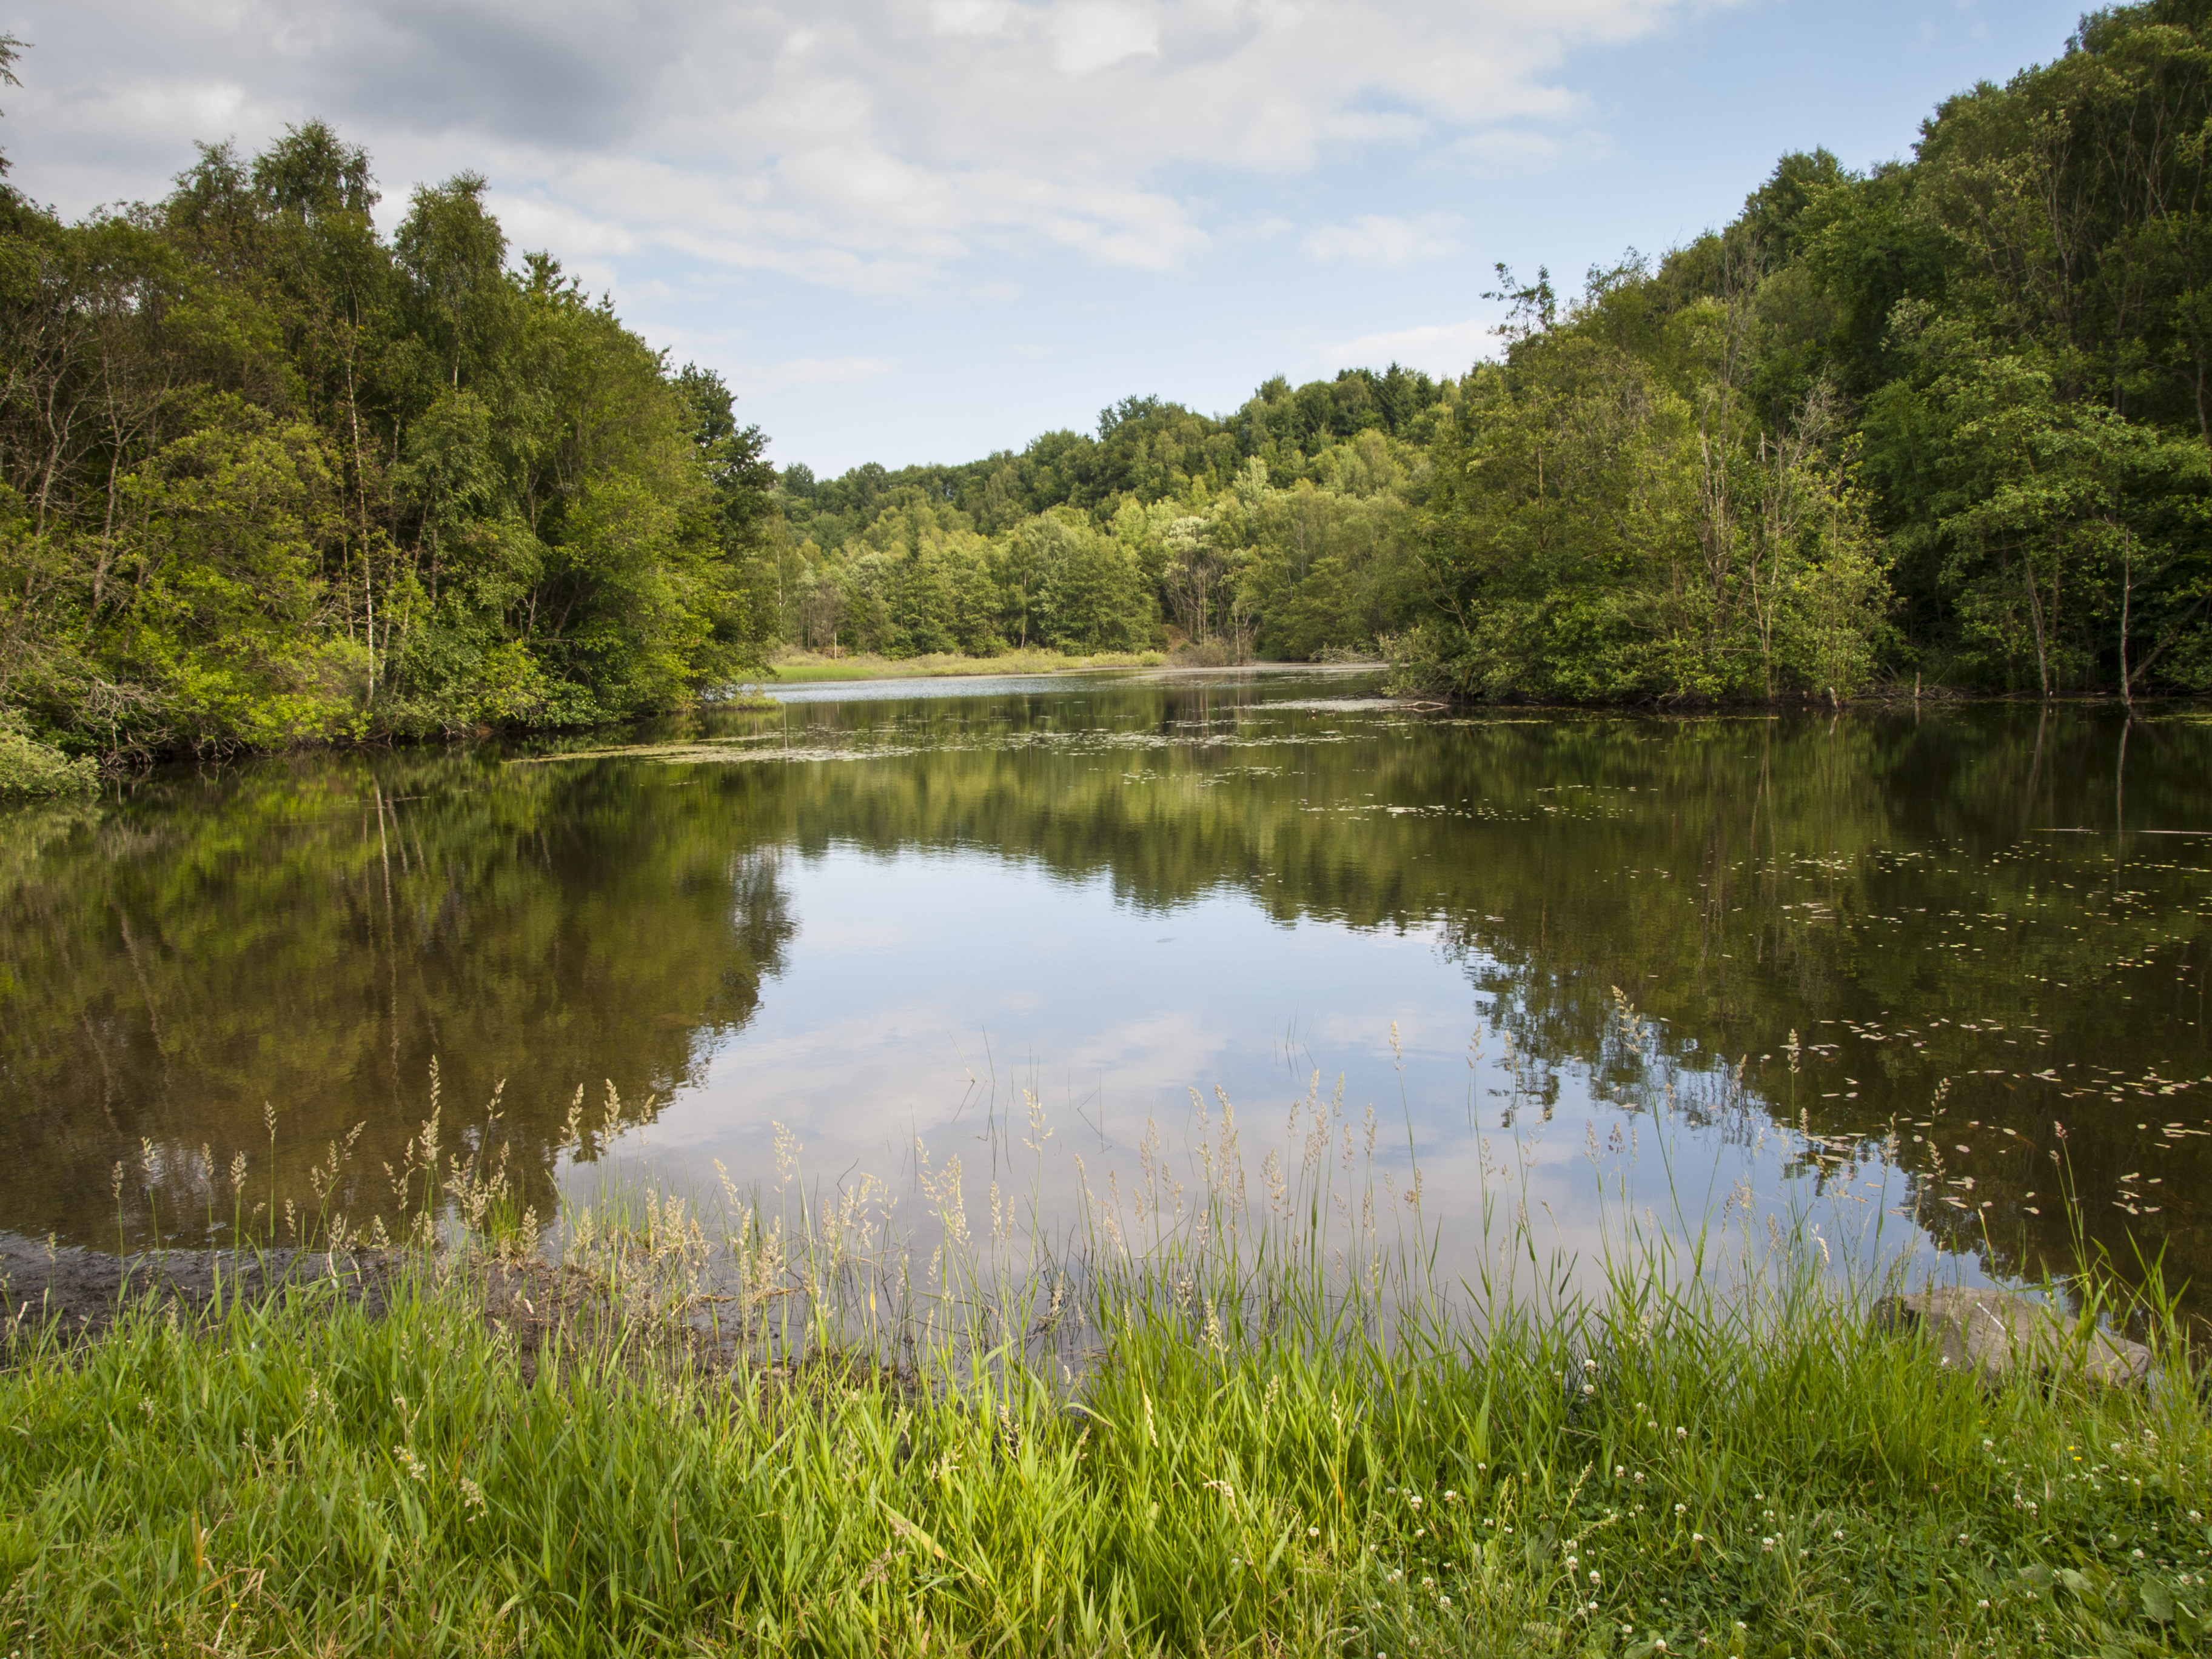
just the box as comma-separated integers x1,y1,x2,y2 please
1,1232,2206,1654
765,648,1168,683
2,1064,2207,1656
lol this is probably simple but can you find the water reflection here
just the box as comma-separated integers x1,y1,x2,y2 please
1,675,2206,1309
0,761,796,1243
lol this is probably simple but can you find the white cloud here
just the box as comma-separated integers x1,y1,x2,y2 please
7,0,1732,297
736,357,896,396
1050,2,1162,75
1321,110,1430,145
929,0,1020,38
1322,317,1501,377
1303,212,1462,267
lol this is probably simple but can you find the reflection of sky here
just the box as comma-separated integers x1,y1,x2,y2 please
618,850,1454,1170
581,839,1976,1307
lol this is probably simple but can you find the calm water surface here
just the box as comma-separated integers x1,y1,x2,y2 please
3,669,2208,1303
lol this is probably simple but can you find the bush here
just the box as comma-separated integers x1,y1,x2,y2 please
0,714,97,798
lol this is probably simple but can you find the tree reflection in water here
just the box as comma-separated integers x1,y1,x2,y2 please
1,672,2206,1312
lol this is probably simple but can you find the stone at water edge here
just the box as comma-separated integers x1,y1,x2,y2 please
1871,1287,2153,1386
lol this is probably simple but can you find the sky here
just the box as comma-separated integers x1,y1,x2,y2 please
6,0,2086,475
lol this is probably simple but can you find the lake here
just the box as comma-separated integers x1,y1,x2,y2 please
3,668,2207,1309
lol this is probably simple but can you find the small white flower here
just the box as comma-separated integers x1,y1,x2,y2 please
1761,1537,1775,1552
1674,1504,1687,1516
1832,1529,1845,1541
1692,1532,1705,1544
1674,1426,1687,1440
1308,1527,1320,1538
1438,1595,1450,1609
1408,1495,1423,1510
1588,1569,1601,1584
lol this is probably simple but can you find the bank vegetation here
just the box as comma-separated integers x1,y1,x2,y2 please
0,1070,2205,1657
10,2,2212,787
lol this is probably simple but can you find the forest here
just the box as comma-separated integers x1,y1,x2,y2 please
0,78,777,777
7,0,2212,779
768,0,2212,706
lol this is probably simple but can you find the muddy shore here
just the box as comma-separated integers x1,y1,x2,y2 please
0,1232,403,1345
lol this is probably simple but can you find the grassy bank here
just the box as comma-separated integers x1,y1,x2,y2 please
1,1187,2205,1655
766,647,1168,683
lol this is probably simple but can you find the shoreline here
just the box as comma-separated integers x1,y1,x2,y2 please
2,1216,2199,1657
8,674,2207,800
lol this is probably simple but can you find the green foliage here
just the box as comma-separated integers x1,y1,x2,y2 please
1413,278,1893,702
1770,0,2212,692
768,0,2212,702
0,1170,2203,1658
1406,0,2212,701
0,123,776,756
769,371,1454,665
0,707,93,796
21,1,2212,729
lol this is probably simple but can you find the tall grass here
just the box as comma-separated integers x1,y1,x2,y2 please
1,1048,2207,1655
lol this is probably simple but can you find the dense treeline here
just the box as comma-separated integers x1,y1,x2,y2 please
9,1,2212,778
766,369,1447,663
0,93,776,771
773,0,2212,703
